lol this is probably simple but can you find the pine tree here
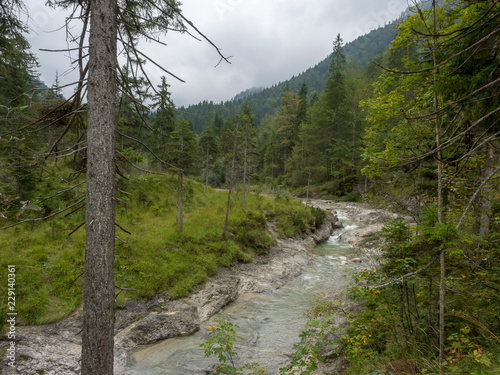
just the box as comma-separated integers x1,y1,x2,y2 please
167,120,199,174
275,85,298,176
82,1,117,373
238,102,256,211
294,82,308,131
199,126,219,192
150,76,176,168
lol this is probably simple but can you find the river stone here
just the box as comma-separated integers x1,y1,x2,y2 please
339,224,384,245
186,276,240,322
115,302,199,348
311,221,334,243
115,299,148,332
303,236,316,248
350,258,362,263
0,313,82,375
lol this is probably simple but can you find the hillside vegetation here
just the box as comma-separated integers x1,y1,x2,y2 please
1,0,499,373
177,22,398,132
0,172,323,331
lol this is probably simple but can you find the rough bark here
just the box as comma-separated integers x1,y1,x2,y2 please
176,171,180,225
480,141,495,237
81,0,117,374
179,171,183,233
430,2,445,370
242,133,247,212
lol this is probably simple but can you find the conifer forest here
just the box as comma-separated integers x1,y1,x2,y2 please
1,1,499,374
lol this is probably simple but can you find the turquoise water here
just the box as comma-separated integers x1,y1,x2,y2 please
126,221,360,375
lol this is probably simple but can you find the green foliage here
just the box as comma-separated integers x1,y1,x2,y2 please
201,318,268,375
310,206,326,228
266,202,316,238
202,316,339,375
167,119,199,174
177,23,396,130
229,211,274,253
0,174,321,331
279,317,337,375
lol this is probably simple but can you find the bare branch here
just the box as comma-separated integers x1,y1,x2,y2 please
38,180,86,202
366,252,441,289
166,4,232,67
68,221,85,237
40,46,89,52
62,272,84,287
115,222,131,235
117,150,173,175
116,130,181,171
457,164,500,230
0,198,85,231
374,26,500,76
120,38,186,83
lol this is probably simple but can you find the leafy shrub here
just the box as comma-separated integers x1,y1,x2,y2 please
311,206,326,228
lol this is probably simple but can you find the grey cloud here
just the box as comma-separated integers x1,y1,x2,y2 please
22,0,401,107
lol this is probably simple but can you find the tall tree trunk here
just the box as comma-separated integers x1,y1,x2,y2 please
242,134,248,212
223,120,239,238
271,144,274,181
179,171,183,233
170,171,174,202
179,171,184,233
75,124,80,198
176,171,180,225
306,171,311,204
427,275,433,331
82,1,117,374
480,142,495,236
205,145,210,193
431,2,445,371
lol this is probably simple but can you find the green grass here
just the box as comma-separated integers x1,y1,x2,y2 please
0,174,320,331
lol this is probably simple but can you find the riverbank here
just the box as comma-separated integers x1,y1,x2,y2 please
1,204,342,375
2,200,402,375
304,201,413,374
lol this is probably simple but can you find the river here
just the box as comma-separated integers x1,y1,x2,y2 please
125,207,363,375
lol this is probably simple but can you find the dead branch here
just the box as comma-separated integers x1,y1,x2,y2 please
366,252,441,289
374,26,500,76
38,180,86,202
165,3,232,67
62,272,84,288
116,150,170,175
55,146,88,159
115,222,131,235
0,198,85,231
115,236,127,244
68,221,85,237
457,164,500,229
116,130,181,171
64,203,85,218
40,46,89,52
114,197,129,206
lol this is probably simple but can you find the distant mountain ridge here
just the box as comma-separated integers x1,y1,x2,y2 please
231,87,266,102
178,21,398,134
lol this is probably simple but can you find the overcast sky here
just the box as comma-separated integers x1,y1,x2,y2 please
22,0,408,107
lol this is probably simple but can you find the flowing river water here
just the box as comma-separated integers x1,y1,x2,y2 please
125,209,364,375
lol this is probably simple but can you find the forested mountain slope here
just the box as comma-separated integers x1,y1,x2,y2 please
177,22,398,133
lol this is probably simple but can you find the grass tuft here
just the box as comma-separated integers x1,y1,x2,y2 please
0,174,319,331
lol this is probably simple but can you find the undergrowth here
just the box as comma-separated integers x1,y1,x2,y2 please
0,173,320,331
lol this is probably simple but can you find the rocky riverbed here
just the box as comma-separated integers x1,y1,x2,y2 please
1,201,401,375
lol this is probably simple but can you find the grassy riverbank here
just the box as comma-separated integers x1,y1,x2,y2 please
0,174,325,332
